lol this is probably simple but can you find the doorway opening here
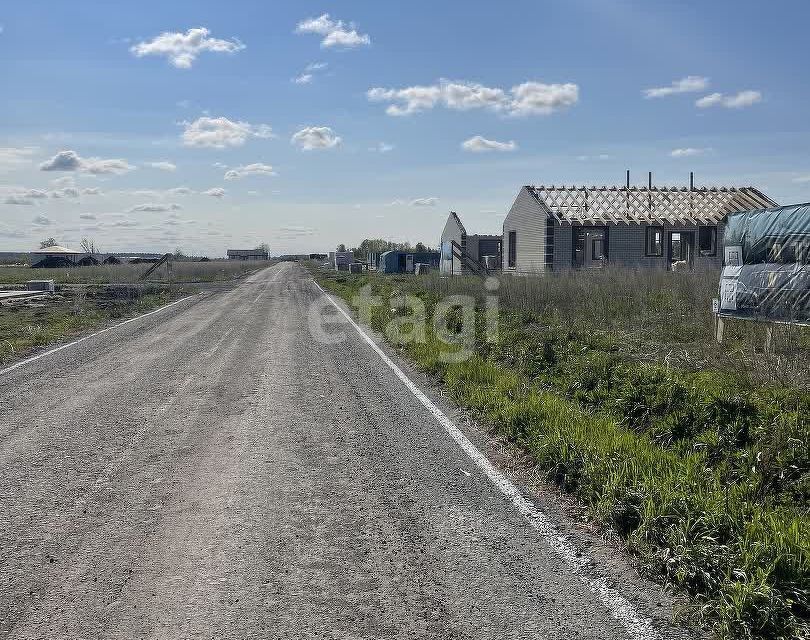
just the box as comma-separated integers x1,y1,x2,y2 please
573,227,608,269
668,231,694,269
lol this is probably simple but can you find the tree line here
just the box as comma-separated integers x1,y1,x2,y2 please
336,238,436,260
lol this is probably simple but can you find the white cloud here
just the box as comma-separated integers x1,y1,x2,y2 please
182,116,273,148
147,161,177,171
791,175,810,184
83,158,134,175
50,175,76,187
367,79,578,117
168,186,193,196
129,190,160,199
82,187,102,195
410,197,438,207
129,203,182,212
203,187,226,198
275,225,317,240
509,82,579,116
461,135,517,152
577,154,611,161
32,214,52,226
369,142,394,153
0,147,37,171
670,147,712,158
39,150,134,175
696,90,762,109
107,217,139,228
291,126,341,150
643,76,709,99
443,81,508,111
130,27,244,69
295,14,370,49
79,213,97,220
367,86,442,116
0,223,26,239
22,189,49,199
224,163,276,180
5,195,34,205
39,150,81,171
51,187,80,198
292,63,330,85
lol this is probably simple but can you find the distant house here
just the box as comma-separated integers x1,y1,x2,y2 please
333,251,354,271
377,250,440,274
439,212,502,275
29,245,84,268
227,248,269,261
503,184,777,273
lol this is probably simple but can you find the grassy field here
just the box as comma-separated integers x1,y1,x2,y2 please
312,265,809,640
0,285,191,366
0,260,276,285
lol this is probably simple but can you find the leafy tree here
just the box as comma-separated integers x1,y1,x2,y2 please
39,237,58,249
256,242,270,254
337,243,347,252
344,238,435,260
173,247,186,259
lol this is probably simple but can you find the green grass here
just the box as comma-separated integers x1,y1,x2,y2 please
312,266,809,640
0,285,184,366
0,260,276,285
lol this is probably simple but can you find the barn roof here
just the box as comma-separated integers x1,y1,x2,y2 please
526,185,777,226
30,245,83,254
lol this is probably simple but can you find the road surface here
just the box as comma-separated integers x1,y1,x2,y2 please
0,263,687,639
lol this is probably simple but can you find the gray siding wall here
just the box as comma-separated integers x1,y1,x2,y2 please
552,225,573,271
551,222,725,270
466,235,480,262
609,224,724,270
503,187,547,274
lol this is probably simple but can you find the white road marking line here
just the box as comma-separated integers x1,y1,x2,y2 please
314,282,658,640
0,295,197,377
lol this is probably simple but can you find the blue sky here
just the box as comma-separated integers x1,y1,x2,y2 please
2,0,810,255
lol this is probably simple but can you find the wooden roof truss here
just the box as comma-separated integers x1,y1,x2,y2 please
528,185,777,226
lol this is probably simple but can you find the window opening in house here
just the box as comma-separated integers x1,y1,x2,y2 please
646,227,663,256
698,226,717,256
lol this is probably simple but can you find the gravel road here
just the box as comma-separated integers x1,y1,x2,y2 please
0,263,690,640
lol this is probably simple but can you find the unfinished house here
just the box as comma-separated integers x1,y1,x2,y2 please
502,183,777,274
440,212,502,275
